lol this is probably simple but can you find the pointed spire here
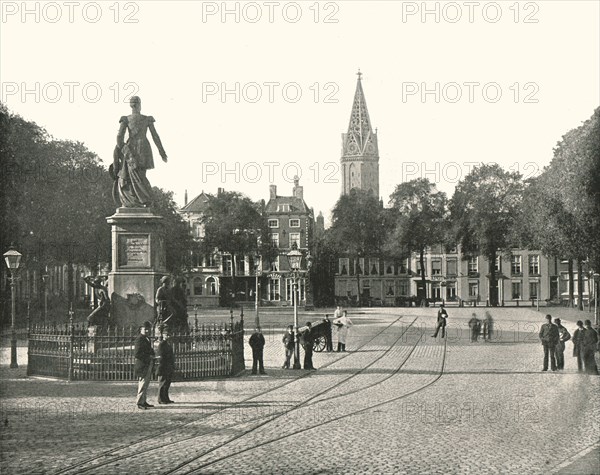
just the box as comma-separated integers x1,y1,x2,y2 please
343,71,377,158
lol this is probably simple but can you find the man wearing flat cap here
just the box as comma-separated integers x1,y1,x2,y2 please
135,321,155,409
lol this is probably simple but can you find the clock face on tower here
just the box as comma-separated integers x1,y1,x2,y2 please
348,143,358,154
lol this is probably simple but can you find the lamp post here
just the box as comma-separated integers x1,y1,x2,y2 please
42,267,49,324
4,247,22,368
594,272,599,327
287,242,303,370
254,253,261,329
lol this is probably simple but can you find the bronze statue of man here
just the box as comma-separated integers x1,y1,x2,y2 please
111,96,168,208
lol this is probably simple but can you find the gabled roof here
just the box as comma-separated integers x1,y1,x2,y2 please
180,192,210,213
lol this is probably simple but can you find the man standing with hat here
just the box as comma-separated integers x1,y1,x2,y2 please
135,321,155,409
554,317,571,370
157,326,176,404
539,314,559,371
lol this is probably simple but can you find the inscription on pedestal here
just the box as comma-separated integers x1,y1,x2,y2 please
118,234,150,268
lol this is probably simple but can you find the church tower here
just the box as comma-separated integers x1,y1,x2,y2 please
341,71,379,197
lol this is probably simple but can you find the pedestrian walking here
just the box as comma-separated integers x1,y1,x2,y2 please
249,327,266,375
483,311,494,341
156,327,175,404
134,321,155,409
431,305,448,338
554,318,571,371
468,313,480,343
572,320,586,373
333,305,343,319
282,325,295,369
301,322,316,370
333,310,353,352
323,314,334,352
582,320,599,375
539,314,559,372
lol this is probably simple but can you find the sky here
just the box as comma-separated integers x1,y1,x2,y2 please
2,0,599,225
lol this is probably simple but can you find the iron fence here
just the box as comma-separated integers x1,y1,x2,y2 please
27,319,245,381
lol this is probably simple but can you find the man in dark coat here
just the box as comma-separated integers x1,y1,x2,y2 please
539,314,559,371
554,318,571,370
301,322,316,370
431,305,448,338
157,327,176,404
282,325,295,369
249,327,266,375
582,320,599,375
323,315,333,352
572,320,586,372
135,321,155,409
468,314,480,343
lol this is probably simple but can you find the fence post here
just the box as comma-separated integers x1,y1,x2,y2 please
68,304,74,381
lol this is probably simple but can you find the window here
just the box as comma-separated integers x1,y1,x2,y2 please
468,257,478,274
270,233,279,248
277,204,290,212
446,282,457,300
207,277,217,296
269,278,280,301
432,283,442,299
286,278,306,303
370,259,379,276
385,262,393,275
446,258,457,276
512,282,522,299
206,254,216,267
236,256,245,275
339,258,349,275
469,282,479,298
530,281,538,299
289,233,301,249
356,258,364,275
268,219,279,228
362,279,371,289
193,222,203,238
399,280,409,296
270,256,280,272
289,219,300,227
529,255,540,275
386,281,394,296
398,258,408,274
193,277,203,296
223,256,232,276
511,255,522,275
432,259,442,276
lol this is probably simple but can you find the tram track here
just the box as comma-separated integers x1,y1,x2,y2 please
170,332,447,475
53,314,410,475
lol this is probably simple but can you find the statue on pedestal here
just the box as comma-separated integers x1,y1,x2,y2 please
110,96,168,208
83,275,110,327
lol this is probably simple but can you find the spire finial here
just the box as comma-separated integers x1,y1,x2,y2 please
357,69,362,81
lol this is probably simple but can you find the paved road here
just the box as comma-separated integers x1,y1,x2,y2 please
1,307,598,474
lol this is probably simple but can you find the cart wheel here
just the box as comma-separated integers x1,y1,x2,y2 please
313,336,326,352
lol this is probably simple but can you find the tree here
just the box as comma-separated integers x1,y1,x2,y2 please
328,189,386,305
388,178,447,305
449,164,524,306
199,191,274,305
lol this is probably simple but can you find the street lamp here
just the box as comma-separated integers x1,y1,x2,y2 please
286,242,303,370
4,246,22,368
593,272,599,327
254,253,261,329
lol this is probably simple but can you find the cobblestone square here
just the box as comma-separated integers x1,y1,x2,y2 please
1,307,598,474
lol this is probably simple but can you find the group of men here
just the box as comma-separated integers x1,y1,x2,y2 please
248,306,354,374
539,315,598,374
134,320,175,409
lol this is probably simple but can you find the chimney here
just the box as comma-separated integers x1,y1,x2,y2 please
218,187,224,195
292,176,303,199
269,185,277,199
184,189,188,206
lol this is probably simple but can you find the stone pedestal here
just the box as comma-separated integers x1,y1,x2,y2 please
106,208,167,328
